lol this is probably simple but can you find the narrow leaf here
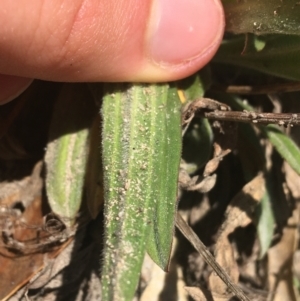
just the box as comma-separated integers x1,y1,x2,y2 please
214,35,300,81
101,83,181,301
257,187,275,258
180,72,213,173
45,84,96,225
182,118,213,173
262,125,300,175
223,0,300,35
177,68,211,101
146,85,182,270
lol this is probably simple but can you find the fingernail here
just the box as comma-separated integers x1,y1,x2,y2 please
148,0,224,66
0,75,33,105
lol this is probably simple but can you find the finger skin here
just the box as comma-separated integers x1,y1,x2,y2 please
0,0,224,103
0,0,151,81
0,75,33,104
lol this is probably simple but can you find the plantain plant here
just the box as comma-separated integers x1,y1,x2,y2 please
99,83,181,300
43,1,300,301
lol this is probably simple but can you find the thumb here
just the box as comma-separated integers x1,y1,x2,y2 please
0,0,224,103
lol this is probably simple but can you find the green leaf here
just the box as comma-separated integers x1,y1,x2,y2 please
257,186,275,258
45,84,96,226
182,118,213,174
146,85,182,270
177,67,211,101
222,0,300,35
101,83,181,301
179,71,213,173
214,35,300,81
262,125,300,175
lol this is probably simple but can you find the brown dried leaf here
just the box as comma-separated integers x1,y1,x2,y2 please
140,239,187,301
176,213,251,301
179,168,217,193
187,174,217,193
267,204,299,301
209,174,265,296
219,173,265,236
185,286,209,301
185,286,232,301
293,250,300,287
203,148,231,177
139,254,166,301
0,162,72,300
